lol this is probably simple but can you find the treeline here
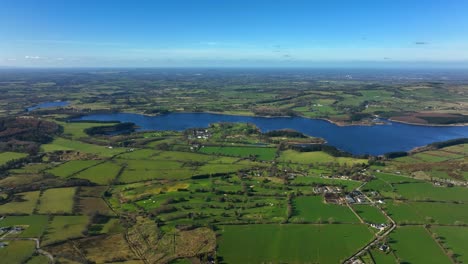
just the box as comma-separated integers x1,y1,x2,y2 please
385,138,467,158
419,114,468,124
264,129,307,138
84,122,135,135
384,151,408,159
428,138,468,149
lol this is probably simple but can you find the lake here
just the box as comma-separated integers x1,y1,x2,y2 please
27,101,69,111
74,112,468,155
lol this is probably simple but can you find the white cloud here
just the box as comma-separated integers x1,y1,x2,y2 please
25,55,42,60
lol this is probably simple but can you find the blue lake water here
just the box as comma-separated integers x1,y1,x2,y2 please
75,112,468,155
27,101,69,111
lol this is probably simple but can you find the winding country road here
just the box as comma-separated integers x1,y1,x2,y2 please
0,234,55,263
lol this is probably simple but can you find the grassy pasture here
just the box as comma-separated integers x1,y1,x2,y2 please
374,172,421,183
73,161,122,185
47,160,101,178
279,150,367,165
218,224,373,264
0,191,40,215
431,226,468,263
353,204,388,224
369,249,397,264
0,240,36,264
199,146,277,161
413,151,464,162
291,176,362,190
0,215,49,238
118,159,194,183
193,163,249,176
117,155,254,183
362,178,394,193
37,187,76,214
116,149,160,160
291,196,359,223
385,200,468,224
42,137,125,157
393,182,468,202
10,163,51,174
0,152,28,165
42,215,89,245
155,151,215,162
389,226,451,264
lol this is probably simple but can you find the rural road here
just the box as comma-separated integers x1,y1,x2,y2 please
342,184,397,264
0,236,55,263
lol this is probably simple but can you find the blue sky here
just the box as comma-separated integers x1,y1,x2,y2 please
1,0,468,67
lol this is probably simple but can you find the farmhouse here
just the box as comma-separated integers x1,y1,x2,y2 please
370,223,387,231
379,244,390,252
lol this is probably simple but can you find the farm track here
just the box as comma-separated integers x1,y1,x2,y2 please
0,235,55,263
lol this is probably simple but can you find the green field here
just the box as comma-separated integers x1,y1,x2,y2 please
390,182,468,202
385,201,468,224
291,176,362,190
42,215,89,245
369,249,397,264
199,146,277,161
0,240,36,264
42,137,125,157
0,152,28,165
291,196,359,223
353,204,388,224
0,191,40,215
218,224,373,263
73,161,122,184
389,226,451,264
431,226,468,263
279,150,367,165
0,215,49,237
47,160,101,178
37,187,76,214
118,159,193,183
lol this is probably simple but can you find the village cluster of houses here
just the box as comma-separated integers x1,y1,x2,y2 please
313,186,342,194
187,129,212,140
